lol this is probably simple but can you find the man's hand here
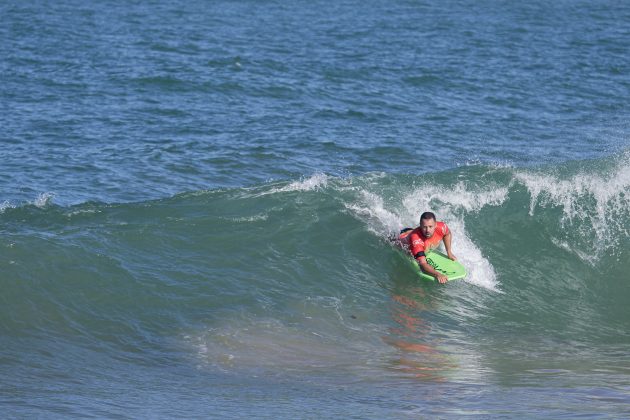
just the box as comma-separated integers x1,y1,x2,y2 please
419,257,449,284
447,252,457,261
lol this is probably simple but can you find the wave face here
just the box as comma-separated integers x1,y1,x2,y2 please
2,152,630,417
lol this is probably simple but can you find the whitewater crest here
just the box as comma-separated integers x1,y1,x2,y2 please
0,192,56,213
273,173,329,193
0,200,14,213
515,157,630,259
33,192,55,208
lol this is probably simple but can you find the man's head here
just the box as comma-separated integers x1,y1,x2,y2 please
419,212,437,238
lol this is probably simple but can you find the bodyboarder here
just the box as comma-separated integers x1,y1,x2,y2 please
398,211,457,284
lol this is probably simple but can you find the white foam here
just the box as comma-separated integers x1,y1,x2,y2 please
274,173,329,193
401,181,509,221
0,200,14,213
442,218,501,292
229,214,269,223
33,192,55,208
344,190,402,236
1,194,57,212
515,160,630,255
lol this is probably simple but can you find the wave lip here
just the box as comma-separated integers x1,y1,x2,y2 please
514,154,630,261
272,173,330,193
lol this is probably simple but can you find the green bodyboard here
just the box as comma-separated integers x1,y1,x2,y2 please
409,250,467,282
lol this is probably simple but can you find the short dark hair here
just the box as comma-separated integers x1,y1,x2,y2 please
420,211,436,222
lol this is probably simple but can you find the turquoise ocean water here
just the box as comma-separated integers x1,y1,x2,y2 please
2,1,630,418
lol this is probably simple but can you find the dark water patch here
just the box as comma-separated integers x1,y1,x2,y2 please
403,74,444,87
130,75,196,91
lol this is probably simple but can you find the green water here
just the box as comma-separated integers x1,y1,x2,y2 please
3,157,630,417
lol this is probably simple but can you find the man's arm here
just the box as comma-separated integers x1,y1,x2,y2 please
443,231,456,261
410,230,448,283
417,256,448,284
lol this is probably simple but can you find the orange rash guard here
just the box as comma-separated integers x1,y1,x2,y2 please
398,221,450,260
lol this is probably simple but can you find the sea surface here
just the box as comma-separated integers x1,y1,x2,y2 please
2,0,630,418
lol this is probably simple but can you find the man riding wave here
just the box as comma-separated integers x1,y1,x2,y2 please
398,211,457,284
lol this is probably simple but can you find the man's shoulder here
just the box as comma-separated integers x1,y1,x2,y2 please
436,221,449,235
409,229,425,245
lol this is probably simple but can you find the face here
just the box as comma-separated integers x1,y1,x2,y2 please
420,218,436,238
